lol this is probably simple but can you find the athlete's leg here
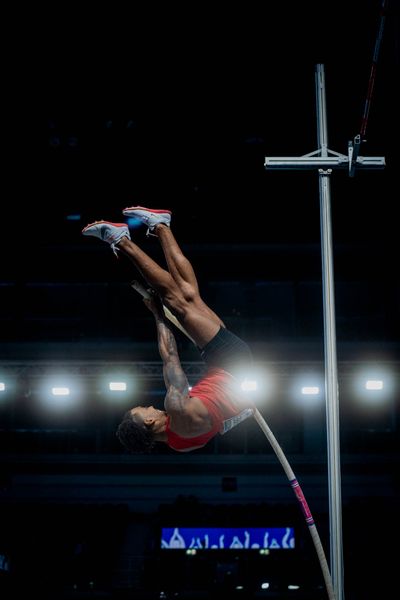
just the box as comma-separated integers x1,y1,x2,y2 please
154,224,199,291
154,224,225,329
118,236,222,347
122,207,224,330
117,237,182,307
82,220,221,348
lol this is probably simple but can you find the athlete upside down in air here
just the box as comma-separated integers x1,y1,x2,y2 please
82,207,255,453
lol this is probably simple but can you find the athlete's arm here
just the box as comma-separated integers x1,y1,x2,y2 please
145,296,190,413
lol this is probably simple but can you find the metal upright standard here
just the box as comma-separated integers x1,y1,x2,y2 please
264,64,385,600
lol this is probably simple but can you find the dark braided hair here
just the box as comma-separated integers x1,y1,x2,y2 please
116,410,156,454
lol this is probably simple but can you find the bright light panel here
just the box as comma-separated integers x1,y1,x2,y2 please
365,380,383,390
241,379,258,392
51,387,70,396
301,386,320,395
39,377,82,410
354,367,393,403
109,381,127,391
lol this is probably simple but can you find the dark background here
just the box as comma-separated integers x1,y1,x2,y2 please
1,1,399,598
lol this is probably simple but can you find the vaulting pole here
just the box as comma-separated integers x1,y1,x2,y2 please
253,408,335,599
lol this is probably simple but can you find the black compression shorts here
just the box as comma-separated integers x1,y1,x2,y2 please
200,327,253,372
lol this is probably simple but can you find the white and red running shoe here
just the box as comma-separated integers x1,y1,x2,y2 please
82,220,131,255
122,206,171,236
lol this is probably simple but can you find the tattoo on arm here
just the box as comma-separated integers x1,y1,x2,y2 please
153,314,189,411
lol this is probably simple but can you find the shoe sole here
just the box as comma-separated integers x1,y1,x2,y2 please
122,206,172,216
82,221,128,234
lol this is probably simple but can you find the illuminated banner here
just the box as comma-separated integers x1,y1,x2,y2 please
161,527,295,550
